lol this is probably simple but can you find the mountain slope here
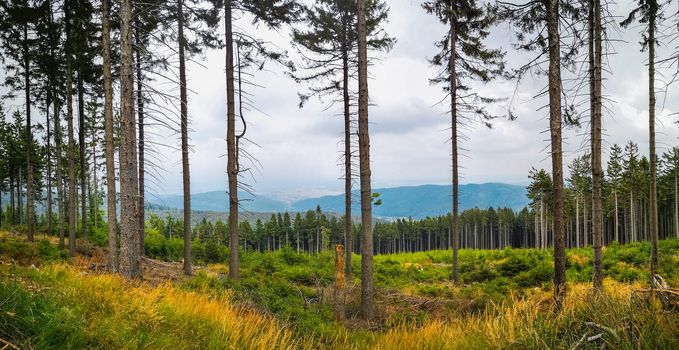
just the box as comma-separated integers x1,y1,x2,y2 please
152,191,288,213
291,183,528,218
147,183,528,219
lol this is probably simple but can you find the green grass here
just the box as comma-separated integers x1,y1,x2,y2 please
1,232,678,349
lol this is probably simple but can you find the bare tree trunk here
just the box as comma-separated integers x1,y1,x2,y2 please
46,88,53,237
576,194,580,248
23,23,34,242
630,191,635,243
614,189,619,242
584,197,588,246
450,13,460,285
178,0,192,276
591,0,604,290
225,0,239,280
341,24,353,283
118,0,143,278
357,0,374,320
91,119,97,228
547,0,566,310
77,68,87,241
674,173,678,238
136,26,146,255
102,0,117,272
648,13,659,282
590,0,604,290
65,0,77,256
55,99,64,247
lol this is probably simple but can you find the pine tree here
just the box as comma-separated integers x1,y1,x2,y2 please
0,0,47,242
224,0,299,280
422,0,505,285
588,0,604,290
291,0,393,284
501,0,584,311
621,0,663,287
607,144,624,243
356,0,374,320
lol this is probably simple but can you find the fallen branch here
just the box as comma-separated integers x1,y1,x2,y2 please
0,338,19,350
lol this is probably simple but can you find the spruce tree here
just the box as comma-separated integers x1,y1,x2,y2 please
291,0,393,282
422,0,505,285
224,0,299,280
621,0,663,288
501,0,584,310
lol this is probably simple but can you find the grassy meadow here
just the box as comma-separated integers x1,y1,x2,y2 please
1,231,678,349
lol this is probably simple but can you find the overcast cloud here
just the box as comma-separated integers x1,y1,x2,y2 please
146,0,678,201
3,1,676,203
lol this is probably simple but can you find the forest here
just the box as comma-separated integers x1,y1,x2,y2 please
0,0,678,348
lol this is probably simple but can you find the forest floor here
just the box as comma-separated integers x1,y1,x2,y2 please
1,230,679,349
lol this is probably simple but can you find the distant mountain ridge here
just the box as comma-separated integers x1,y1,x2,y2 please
149,183,529,219
292,183,528,218
152,191,288,213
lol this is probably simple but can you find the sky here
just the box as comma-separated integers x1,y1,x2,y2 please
3,1,678,203
147,0,679,201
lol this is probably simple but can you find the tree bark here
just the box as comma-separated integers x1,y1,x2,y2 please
674,172,678,238
357,0,374,320
55,95,64,247
136,26,146,255
46,86,53,237
341,18,353,283
90,115,97,228
614,189,619,242
591,0,604,290
102,0,118,272
77,68,87,241
648,11,659,282
118,0,142,278
23,22,34,242
225,0,239,280
178,0,192,276
65,0,77,256
576,194,580,248
450,11,460,285
547,0,567,310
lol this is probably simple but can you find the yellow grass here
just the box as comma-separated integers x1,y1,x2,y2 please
23,263,315,349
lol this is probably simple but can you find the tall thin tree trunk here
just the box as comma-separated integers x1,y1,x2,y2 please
65,0,76,255
614,189,619,242
450,11,460,285
591,0,604,290
46,88,53,236
648,11,659,282
178,0,192,276
118,0,142,278
135,24,145,254
547,0,566,309
77,69,87,241
54,102,64,247
91,120,97,228
576,194,580,248
102,0,118,271
24,23,34,242
674,172,678,238
357,0,374,320
630,191,635,243
584,197,588,246
225,0,239,280
341,22,353,283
